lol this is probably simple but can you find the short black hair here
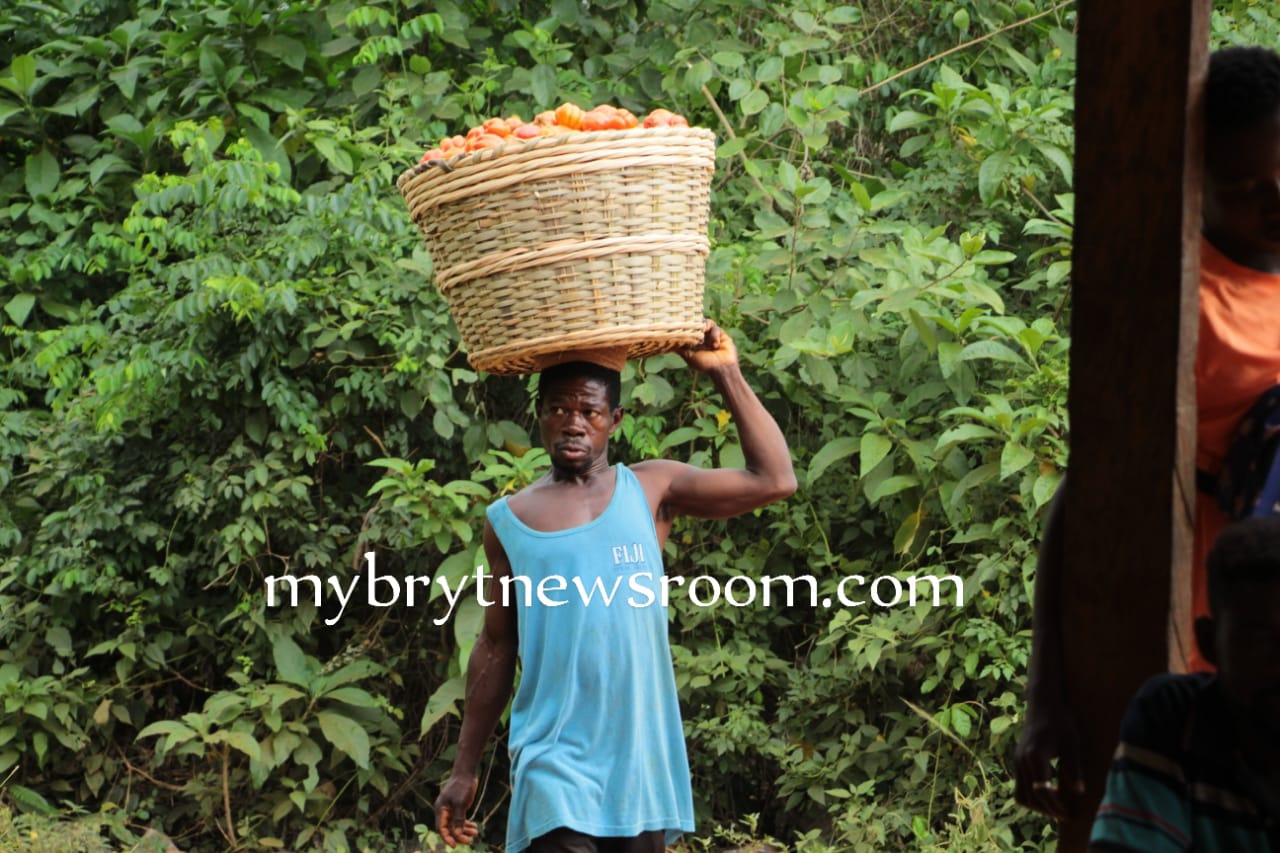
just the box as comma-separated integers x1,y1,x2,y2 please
1206,516,1280,614
536,361,622,411
1206,46,1280,137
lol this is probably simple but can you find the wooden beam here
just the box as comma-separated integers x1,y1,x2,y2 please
1058,1,1207,849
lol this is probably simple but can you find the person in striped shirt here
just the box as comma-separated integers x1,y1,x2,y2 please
1089,516,1280,851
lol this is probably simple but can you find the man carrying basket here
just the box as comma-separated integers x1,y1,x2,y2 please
434,319,796,853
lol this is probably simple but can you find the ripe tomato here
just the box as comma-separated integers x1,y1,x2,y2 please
580,109,610,131
642,109,672,128
482,117,513,138
439,135,466,157
465,132,506,152
554,102,585,130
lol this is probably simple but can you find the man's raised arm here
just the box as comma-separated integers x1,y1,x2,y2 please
638,320,797,519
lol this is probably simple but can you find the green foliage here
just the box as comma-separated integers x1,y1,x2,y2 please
2,0,1270,849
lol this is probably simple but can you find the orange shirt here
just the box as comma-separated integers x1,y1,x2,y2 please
1196,237,1280,474
1189,237,1280,669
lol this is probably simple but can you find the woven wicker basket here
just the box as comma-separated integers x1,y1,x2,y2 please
396,126,716,375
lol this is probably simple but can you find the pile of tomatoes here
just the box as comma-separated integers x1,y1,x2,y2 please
418,103,690,164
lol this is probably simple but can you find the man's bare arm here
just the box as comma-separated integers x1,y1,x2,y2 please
435,521,518,846
638,321,796,520
1014,479,1086,819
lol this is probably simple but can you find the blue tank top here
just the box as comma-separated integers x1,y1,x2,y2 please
486,463,694,851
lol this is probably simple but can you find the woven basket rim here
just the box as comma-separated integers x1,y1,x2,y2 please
470,325,705,375
396,125,717,189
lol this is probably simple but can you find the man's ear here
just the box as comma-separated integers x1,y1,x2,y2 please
608,407,624,435
1194,615,1219,668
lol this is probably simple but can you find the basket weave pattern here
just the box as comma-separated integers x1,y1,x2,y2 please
397,127,716,375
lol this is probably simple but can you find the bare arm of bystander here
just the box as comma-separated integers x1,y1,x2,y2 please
1014,479,1087,819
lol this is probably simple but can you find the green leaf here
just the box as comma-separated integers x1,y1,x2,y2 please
1033,471,1062,510
421,674,466,736
4,293,36,327
972,250,1018,265
432,408,455,440
887,110,930,133
10,55,36,96
958,340,1025,365
740,89,769,116
109,64,140,100
711,51,745,68
272,635,313,689
45,625,71,657
316,710,371,769
292,736,322,767
258,35,307,71
908,308,937,354
949,462,1000,512
658,426,702,452
860,432,892,478
869,475,918,502
894,506,922,554
530,63,557,106
1037,142,1072,183
8,784,56,817
808,435,859,483
32,730,48,766
937,341,962,379
950,705,974,738
934,423,999,453
978,151,1011,205
719,441,744,469
847,177,872,211
321,686,380,708
870,188,910,211
1000,442,1035,480
717,137,747,158
0,98,22,125
209,729,263,762
773,159,793,190
136,720,199,742
25,147,59,197
313,136,353,174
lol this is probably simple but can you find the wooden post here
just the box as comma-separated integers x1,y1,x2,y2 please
1058,1,1207,849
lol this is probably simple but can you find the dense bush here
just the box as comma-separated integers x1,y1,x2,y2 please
2,0,1276,850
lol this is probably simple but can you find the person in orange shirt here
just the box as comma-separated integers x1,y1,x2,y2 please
1015,45,1280,820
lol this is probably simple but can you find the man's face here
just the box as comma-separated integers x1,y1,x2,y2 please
1208,581,1280,739
1203,112,1280,264
538,378,621,474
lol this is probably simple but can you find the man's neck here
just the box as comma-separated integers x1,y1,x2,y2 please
549,458,612,485
1205,229,1280,274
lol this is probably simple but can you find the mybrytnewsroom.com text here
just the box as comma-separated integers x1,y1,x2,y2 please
265,553,966,626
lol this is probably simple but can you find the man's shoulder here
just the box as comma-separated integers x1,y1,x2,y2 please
1117,672,1213,751
489,473,552,513
626,459,680,487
